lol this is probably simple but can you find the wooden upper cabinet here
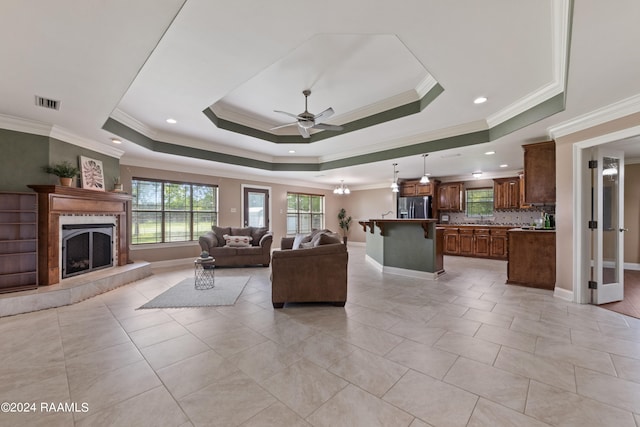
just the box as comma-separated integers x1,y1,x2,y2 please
523,141,556,204
399,182,416,197
438,182,464,211
493,177,520,210
399,179,437,197
518,173,531,209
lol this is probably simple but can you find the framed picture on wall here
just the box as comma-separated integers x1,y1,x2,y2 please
79,156,105,191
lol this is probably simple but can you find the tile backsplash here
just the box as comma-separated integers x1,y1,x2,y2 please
444,206,556,226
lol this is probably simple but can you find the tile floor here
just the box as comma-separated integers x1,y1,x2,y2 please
602,270,640,319
1,246,640,426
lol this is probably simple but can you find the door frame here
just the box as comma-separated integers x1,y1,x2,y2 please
241,184,272,229
573,125,640,304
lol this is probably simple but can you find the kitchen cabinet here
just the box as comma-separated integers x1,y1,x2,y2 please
523,141,556,204
458,229,474,256
493,177,520,210
438,182,464,211
0,192,38,293
489,229,508,258
440,225,509,260
507,229,555,289
443,228,460,254
400,179,437,197
474,228,491,257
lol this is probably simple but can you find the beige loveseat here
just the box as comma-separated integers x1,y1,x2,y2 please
198,226,273,267
271,231,348,308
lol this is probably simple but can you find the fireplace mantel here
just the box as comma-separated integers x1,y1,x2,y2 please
28,185,132,286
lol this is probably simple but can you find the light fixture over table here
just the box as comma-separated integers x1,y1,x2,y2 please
333,180,350,195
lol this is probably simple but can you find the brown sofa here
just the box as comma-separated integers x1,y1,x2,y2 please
198,226,273,267
271,234,348,308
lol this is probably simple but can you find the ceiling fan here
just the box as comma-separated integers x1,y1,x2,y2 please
271,90,344,138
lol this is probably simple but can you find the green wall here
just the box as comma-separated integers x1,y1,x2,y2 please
0,128,120,192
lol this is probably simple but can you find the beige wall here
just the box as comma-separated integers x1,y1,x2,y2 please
624,163,640,263
555,141,574,292
338,188,397,243
120,165,343,262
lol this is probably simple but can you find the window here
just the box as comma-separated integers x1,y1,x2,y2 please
131,179,217,244
466,188,494,217
286,193,324,234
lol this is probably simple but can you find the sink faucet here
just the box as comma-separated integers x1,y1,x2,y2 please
381,211,393,219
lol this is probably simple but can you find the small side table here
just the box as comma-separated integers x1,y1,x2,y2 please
194,257,215,290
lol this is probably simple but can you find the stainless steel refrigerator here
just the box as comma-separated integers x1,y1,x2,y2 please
397,196,432,219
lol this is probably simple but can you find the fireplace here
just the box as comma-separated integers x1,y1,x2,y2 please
62,224,114,278
28,185,132,286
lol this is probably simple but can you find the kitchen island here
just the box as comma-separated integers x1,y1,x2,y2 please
507,228,556,290
358,219,444,279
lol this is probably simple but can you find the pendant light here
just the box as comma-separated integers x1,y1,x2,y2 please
391,163,399,193
419,154,430,184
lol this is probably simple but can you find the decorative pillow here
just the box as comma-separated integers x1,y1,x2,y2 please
212,226,231,247
250,227,269,246
316,232,342,246
230,227,252,237
292,233,307,250
223,234,252,247
299,242,314,249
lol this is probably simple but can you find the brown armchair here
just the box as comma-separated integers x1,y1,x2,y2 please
271,236,348,308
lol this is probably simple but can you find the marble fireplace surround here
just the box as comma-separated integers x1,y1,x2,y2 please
28,185,132,286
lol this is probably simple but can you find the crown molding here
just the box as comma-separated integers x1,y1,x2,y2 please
548,93,640,139
210,82,431,135
110,108,158,140
319,120,488,163
415,74,438,99
0,113,124,158
153,129,276,163
49,126,125,158
0,113,54,136
487,0,570,128
119,155,328,190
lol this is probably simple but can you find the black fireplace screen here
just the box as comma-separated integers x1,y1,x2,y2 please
62,224,114,278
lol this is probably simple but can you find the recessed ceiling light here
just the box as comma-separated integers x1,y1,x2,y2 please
484,151,495,155
500,164,508,168
110,138,122,144
474,96,488,104
166,118,177,124
472,171,483,178
288,150,296,154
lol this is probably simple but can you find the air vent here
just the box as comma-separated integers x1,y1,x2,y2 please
35,96,60,110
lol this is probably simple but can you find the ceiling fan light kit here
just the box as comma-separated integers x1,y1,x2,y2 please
271,90,344,138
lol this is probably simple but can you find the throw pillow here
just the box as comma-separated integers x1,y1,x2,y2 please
250,227,269,246
292,233,306,250
299,242,314,249
316,232,342,246
223,234,252,247
212,226,231,247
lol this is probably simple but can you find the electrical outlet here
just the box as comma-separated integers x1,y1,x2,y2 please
230,208,237,213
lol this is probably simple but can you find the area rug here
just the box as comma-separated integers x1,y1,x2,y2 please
138,276,250,309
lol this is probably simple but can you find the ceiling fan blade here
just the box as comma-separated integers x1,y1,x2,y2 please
270,122,298,130
298,125,310,138
313,107,334,123
274,110,301,120
312,123,344,131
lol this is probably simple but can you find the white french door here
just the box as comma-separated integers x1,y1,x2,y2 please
592,147,625,304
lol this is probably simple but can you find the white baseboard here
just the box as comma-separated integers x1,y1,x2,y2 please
624,262,640,271
346,241,366,247
365,254,440,280
554,287,574,301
